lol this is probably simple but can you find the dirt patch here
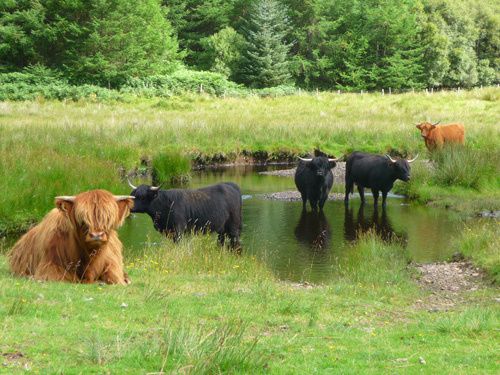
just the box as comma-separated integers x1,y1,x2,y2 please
2,351,30,371
260,162,347,185
261,191,344,202
413,261,485,311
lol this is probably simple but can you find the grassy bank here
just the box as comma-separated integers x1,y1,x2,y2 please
1,88,499,232
1,232,498,373
455,222,500,284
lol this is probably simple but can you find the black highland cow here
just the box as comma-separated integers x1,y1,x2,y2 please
344,152,418,207
294,151,338,211
128,180,242,248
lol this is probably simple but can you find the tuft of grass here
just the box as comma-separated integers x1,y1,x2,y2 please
431,145,500,190
158,322,261,374
152,152,191,185
454,222,500,284
334,231,412,289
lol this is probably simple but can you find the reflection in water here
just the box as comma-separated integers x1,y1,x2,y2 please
343,205,407,244
294,210,331,250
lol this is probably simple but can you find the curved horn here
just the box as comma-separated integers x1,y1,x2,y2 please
114,195,135,201
127,177,137,190
385,154,397,163
298,157,313,162
328,158,340,162
407,154,419,163
150,185,161,191
432,121,440,126
55,196,76,202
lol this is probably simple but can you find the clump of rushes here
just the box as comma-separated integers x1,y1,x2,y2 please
152,152,191,185
431,145,500,190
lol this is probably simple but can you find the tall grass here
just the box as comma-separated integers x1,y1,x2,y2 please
0,88,498,231
431,145,500,190
158,323,261,374
333,231,413,290
152,152,191,185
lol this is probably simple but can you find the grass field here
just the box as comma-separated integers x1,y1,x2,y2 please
0,89,499,373
1,88,499,232
1,231,498,373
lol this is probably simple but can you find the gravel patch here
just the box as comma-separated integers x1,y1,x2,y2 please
260,162,347,184
413,261,485,311
261,191,344,201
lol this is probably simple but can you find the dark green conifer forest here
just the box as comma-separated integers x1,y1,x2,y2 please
1,0,498,90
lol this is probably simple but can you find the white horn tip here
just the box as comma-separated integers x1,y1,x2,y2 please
115,195,135,201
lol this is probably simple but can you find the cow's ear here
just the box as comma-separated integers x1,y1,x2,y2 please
416,124,422,130
328,160,336,169
430,124,436,129
115,196,135,225
55,196,75,215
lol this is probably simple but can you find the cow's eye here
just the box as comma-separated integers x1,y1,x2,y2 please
81,224,89,234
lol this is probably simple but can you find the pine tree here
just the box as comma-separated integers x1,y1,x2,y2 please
239,0,292,88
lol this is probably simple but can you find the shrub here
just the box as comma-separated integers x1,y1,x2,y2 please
122,70,244,97
0,69,123,101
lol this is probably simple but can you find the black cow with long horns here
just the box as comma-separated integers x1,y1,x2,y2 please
344,152,418,207
294,150,339,211
127,180,242,249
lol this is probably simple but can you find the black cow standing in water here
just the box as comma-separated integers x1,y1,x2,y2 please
294,152,339,211
128,180,242,249
344,152,418,207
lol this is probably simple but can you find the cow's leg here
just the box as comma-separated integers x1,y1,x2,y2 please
319,189,328,210
381,191,388,208
310,199,318,211
357,185,365,204
218,232,226,246
300,193,307,211
344,179,353,206
372,189,379,206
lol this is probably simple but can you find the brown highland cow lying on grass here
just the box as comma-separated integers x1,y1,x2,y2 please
9,189,134,285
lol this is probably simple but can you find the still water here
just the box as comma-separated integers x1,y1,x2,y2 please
120,165,463,282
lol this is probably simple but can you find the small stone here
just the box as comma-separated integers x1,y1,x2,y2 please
83,297,94,302
419,356,426,365
120,302,128,308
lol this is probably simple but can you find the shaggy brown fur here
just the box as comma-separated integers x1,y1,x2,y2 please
416,122,465,151
8,189,134,285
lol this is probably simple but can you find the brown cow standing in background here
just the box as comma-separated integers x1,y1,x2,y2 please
416,121,465,151
9,190,134,284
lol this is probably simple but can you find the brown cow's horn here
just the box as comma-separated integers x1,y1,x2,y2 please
114,195,135,201
407,154,419,163
432,121,440,126
127,177,137,190
150,186,161,191
298,157,313,162
385,154,397,163
55,196,76,202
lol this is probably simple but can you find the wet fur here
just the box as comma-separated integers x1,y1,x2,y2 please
8,190,133,284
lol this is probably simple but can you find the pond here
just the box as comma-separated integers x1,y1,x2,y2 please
119,165,463,283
